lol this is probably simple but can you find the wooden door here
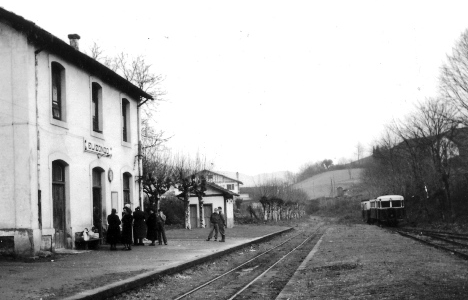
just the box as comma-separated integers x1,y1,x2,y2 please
52,162,66,249
190,205,198,228
92,169,103,237
203,204,212,228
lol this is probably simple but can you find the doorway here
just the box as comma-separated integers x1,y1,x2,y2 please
52,161,66,248
203,204,213,228
92,168,104,237
190,205,197,228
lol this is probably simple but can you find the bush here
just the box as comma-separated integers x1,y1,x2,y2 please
307,197,362,224
159,195,185,226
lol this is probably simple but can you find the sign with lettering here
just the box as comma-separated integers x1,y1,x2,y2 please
84,139,112,157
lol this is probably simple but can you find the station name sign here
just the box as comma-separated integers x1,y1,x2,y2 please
84,138,112,157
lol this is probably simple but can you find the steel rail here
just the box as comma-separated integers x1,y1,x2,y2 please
395,229,468,260
424,233,468,248
173,231,306,300
227,231,320,300
402,228,468,239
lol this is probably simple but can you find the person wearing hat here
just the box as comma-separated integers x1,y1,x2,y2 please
206,208,220,241
217,206,226,242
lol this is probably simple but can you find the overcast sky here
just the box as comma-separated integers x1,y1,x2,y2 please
4,1,468,175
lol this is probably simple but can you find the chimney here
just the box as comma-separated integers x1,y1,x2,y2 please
236,172,239,181
67,34,81,50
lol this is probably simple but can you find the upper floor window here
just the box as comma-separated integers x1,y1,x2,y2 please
122,99,130,142
51,62,66,121
92,82,103,133
227,184,234,190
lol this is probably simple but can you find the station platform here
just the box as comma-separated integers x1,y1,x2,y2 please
0,225,292,300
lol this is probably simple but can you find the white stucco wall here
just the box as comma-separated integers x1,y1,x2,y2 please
188,185,235,228
36,51,140,245
0,22,40,256
0,20,141,255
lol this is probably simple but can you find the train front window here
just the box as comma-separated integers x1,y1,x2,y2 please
391,201,402,207
381,201,390,208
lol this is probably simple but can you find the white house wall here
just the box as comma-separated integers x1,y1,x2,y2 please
0,21,142,256
187,186,235,228
0,23,40,256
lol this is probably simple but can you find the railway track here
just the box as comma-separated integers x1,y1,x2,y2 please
173,225,325,300
393,228,468,260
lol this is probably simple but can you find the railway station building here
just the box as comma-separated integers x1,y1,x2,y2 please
0,8,152,256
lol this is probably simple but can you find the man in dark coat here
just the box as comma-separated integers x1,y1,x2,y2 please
146,209,157,246
156,209,167,245
106,208,121,250
133,207,147,246
206,208,220,241
218,206,227,242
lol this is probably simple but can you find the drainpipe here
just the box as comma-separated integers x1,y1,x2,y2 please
34,48,44,230
137,99,143,209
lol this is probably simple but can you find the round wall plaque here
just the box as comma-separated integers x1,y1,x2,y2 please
108,169,114,182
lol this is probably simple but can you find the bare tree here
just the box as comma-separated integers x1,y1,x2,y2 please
403,98,459,219
172,153,207,229
440,29,468,126
355,142,365,164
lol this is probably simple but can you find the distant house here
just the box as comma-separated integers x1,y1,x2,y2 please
199,170,243,195
179,170,244,228
181,182,239,228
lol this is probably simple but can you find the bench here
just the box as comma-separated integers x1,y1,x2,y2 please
75,238,103,250
74,232,103,250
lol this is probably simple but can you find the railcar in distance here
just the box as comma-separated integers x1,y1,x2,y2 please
362,195,405,226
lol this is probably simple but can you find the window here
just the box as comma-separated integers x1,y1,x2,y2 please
227,184,234,190
122,99,130,142
51,62,65,121
381,201,390,208
391,201,402,208
92,82,103,133
123,173,131,205
207,175,213,182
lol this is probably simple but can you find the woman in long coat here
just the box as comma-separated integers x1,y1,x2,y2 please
132,206,147,246
121,207,133,250
106,208,121,250
146,208,158,246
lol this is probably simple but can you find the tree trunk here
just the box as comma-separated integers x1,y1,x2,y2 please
198,196,205,228
441,173,454,221
184,193,191,230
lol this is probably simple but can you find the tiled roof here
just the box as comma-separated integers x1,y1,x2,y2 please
0,7,153,101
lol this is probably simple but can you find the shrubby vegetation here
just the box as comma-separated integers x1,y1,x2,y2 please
237,179,308,224
361,29,468,227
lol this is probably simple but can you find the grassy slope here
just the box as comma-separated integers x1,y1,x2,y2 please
293,168,363,199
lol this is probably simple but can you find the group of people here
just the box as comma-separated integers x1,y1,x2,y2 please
106,206,167,251
105,205,227,251
207,206,227,242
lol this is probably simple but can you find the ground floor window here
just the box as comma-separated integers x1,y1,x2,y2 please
123,173,131,205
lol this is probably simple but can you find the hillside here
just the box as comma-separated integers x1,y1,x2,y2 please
217,171,291,187
293,168,363,199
